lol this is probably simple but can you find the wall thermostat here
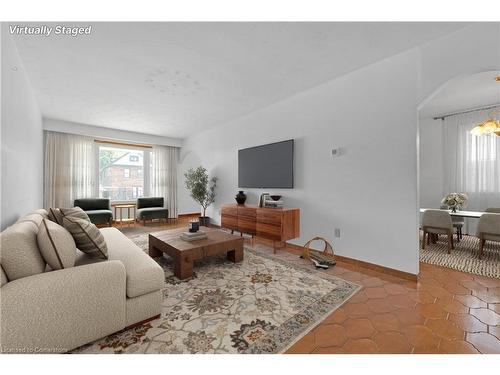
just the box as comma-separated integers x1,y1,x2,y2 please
331,148,341,157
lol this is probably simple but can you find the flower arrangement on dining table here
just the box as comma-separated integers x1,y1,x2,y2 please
441,192,468,212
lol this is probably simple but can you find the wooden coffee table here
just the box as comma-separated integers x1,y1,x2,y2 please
148,227,244,280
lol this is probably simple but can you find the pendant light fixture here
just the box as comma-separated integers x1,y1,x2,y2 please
470,76,500,136
470,109,500,136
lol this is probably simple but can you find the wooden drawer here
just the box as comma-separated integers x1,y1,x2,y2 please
221,205,238,217
237,206,257,220
237,206,256,235
256,209,282,226
257,222,282,241
221,214,238,231
238,218,256,235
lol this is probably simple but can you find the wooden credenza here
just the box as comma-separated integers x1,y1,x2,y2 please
220,204,300,248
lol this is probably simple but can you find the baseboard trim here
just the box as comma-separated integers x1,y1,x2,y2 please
333,254,417,282
213,227,418,282
284,242,417,282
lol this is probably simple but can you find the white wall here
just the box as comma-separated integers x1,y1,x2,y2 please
178,23,500,275
180,49,421,275
178,150,204,214
43,118,182,148
419,118,444,208
1,28,43,229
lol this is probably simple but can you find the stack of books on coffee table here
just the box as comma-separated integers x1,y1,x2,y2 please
180,231,208,242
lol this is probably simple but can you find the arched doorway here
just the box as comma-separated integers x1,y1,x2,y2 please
417,70,500,276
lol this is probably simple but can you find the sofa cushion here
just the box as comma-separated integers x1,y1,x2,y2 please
30,209,49,218
0,218,46,281
75,227,164,298
86,209,113,225
62,217,108,259
137,207,169,220
16,213,47,230
60,207,90,222
15,209,46,224
37,219,76,270
48,208,64,225
1,265,8,287
0,260,126,353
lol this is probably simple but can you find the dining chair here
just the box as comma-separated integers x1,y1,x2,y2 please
476,213,500,259
422,209,454,253
452,217,464,242
441,205,464,242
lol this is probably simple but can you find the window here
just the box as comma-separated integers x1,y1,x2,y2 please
465,135,499,194
443,111,500,203
467,135,498,162
98,145,149,201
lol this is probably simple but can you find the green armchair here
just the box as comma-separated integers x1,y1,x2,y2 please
74,198,113,226
136,197,169,225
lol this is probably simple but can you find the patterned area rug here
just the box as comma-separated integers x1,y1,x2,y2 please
73,233,359,354
420,233,500,279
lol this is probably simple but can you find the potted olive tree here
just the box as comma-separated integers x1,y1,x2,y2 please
184,166,218,226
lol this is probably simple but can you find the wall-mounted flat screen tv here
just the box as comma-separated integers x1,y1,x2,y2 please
238,139,294,188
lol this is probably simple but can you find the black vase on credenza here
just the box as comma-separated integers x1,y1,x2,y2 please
235,191,247,205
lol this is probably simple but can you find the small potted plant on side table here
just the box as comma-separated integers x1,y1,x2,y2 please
184,166,218,226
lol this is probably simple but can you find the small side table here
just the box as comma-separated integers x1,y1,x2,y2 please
112,203,136,227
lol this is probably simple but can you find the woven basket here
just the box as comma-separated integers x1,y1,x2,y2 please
301,236,336,266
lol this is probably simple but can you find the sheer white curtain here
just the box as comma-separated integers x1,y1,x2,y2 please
44,131,97,208
443,107,500,231
150,145,178,218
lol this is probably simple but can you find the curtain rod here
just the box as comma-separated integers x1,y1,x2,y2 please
94,139,153,149
433,103,500,120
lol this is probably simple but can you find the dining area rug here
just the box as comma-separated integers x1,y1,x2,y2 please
73,234,359,354
420,232,500,279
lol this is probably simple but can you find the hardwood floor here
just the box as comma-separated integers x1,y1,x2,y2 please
116,218,500,354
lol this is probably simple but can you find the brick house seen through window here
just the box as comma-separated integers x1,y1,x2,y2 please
99,146,146,201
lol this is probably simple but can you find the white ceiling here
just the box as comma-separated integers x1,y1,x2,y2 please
419,70,500,118
12,22,469,138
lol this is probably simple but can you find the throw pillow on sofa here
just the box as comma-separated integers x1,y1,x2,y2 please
60,206,91,222
48,208,64,225
62,216,108,259
37,219,77,270
0,217,47,281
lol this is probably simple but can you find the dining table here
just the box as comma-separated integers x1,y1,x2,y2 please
419,208,485,218
419,208,487,242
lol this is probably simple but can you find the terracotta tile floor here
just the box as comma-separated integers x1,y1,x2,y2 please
283,249,500,354
119,219,500,354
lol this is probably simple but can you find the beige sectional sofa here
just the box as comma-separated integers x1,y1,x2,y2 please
0,209,164,353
